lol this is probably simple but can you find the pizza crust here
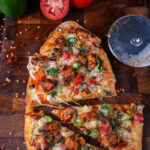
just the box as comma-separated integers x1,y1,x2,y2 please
24,107,36,150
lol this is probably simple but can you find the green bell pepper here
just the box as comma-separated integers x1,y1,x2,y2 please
44,115,53,123
71,114,83,126
0,0,27,18
100,104,112,117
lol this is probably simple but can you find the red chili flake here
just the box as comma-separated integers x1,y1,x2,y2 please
1,144,5,149
132,73,136,77
116,85,123,93
139,96,143,101
6,55,18,64
1,33,4,36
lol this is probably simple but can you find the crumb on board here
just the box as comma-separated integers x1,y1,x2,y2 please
8,140,12,144
22,79,26,83
5,77,11,83
22,92,25,96
17,146,20,150
37,25,40,29
132,73,137,77
9,131,12,136
16,80,19,83
84,20,87,24
15,93,19,98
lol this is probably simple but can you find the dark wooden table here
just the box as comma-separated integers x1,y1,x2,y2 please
0,0,150,149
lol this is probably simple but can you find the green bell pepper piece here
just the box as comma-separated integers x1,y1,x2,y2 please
44,115,53,122
71,115,83,126
73,62,81,69
0,0,27,18
45,68,58,76
100,104,112,116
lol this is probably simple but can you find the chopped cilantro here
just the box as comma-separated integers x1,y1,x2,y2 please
51,91,57,97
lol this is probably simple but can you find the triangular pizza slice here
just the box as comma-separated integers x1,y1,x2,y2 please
26,21,116,106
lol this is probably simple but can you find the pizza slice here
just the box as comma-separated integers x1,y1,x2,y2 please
26,21,116,106
24,107,100,150
52,103,144,150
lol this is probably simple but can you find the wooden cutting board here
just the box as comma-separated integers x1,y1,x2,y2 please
0,0,150,149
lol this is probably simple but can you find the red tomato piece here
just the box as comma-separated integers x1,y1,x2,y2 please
74,74,84,86
87,46,92,53
34,69,46,82
89,79,95,85
62,51,70,60
40,0,69,20
71,0,93,8
100,123,111,137
38,94,49,104
64,115,72,122
74,88,79,95
132,113,143,123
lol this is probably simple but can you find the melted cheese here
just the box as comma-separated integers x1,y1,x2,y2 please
61,127,74,137
84,120,98,129
76,105,92,115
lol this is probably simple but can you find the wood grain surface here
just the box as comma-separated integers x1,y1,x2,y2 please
0,0,150,149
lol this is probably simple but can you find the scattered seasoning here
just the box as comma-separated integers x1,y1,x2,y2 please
84,20,87,24
8,140,12,144
19,32,22,35
18,20,22,23
132,73,136,77
35,37,40,40
16,80,19,83
37,25,40,29
1,144,5,149
22,92,25,96
22,79,26,83
6,54,18,64
5,77,11,83
76,19,79,22
15,93,19,98
25,28,28,32
116,85,125,93
9,131,12,135
139,96,143,101
17,146,20,150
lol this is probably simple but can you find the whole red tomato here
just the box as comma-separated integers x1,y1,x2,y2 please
70,0,93,8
